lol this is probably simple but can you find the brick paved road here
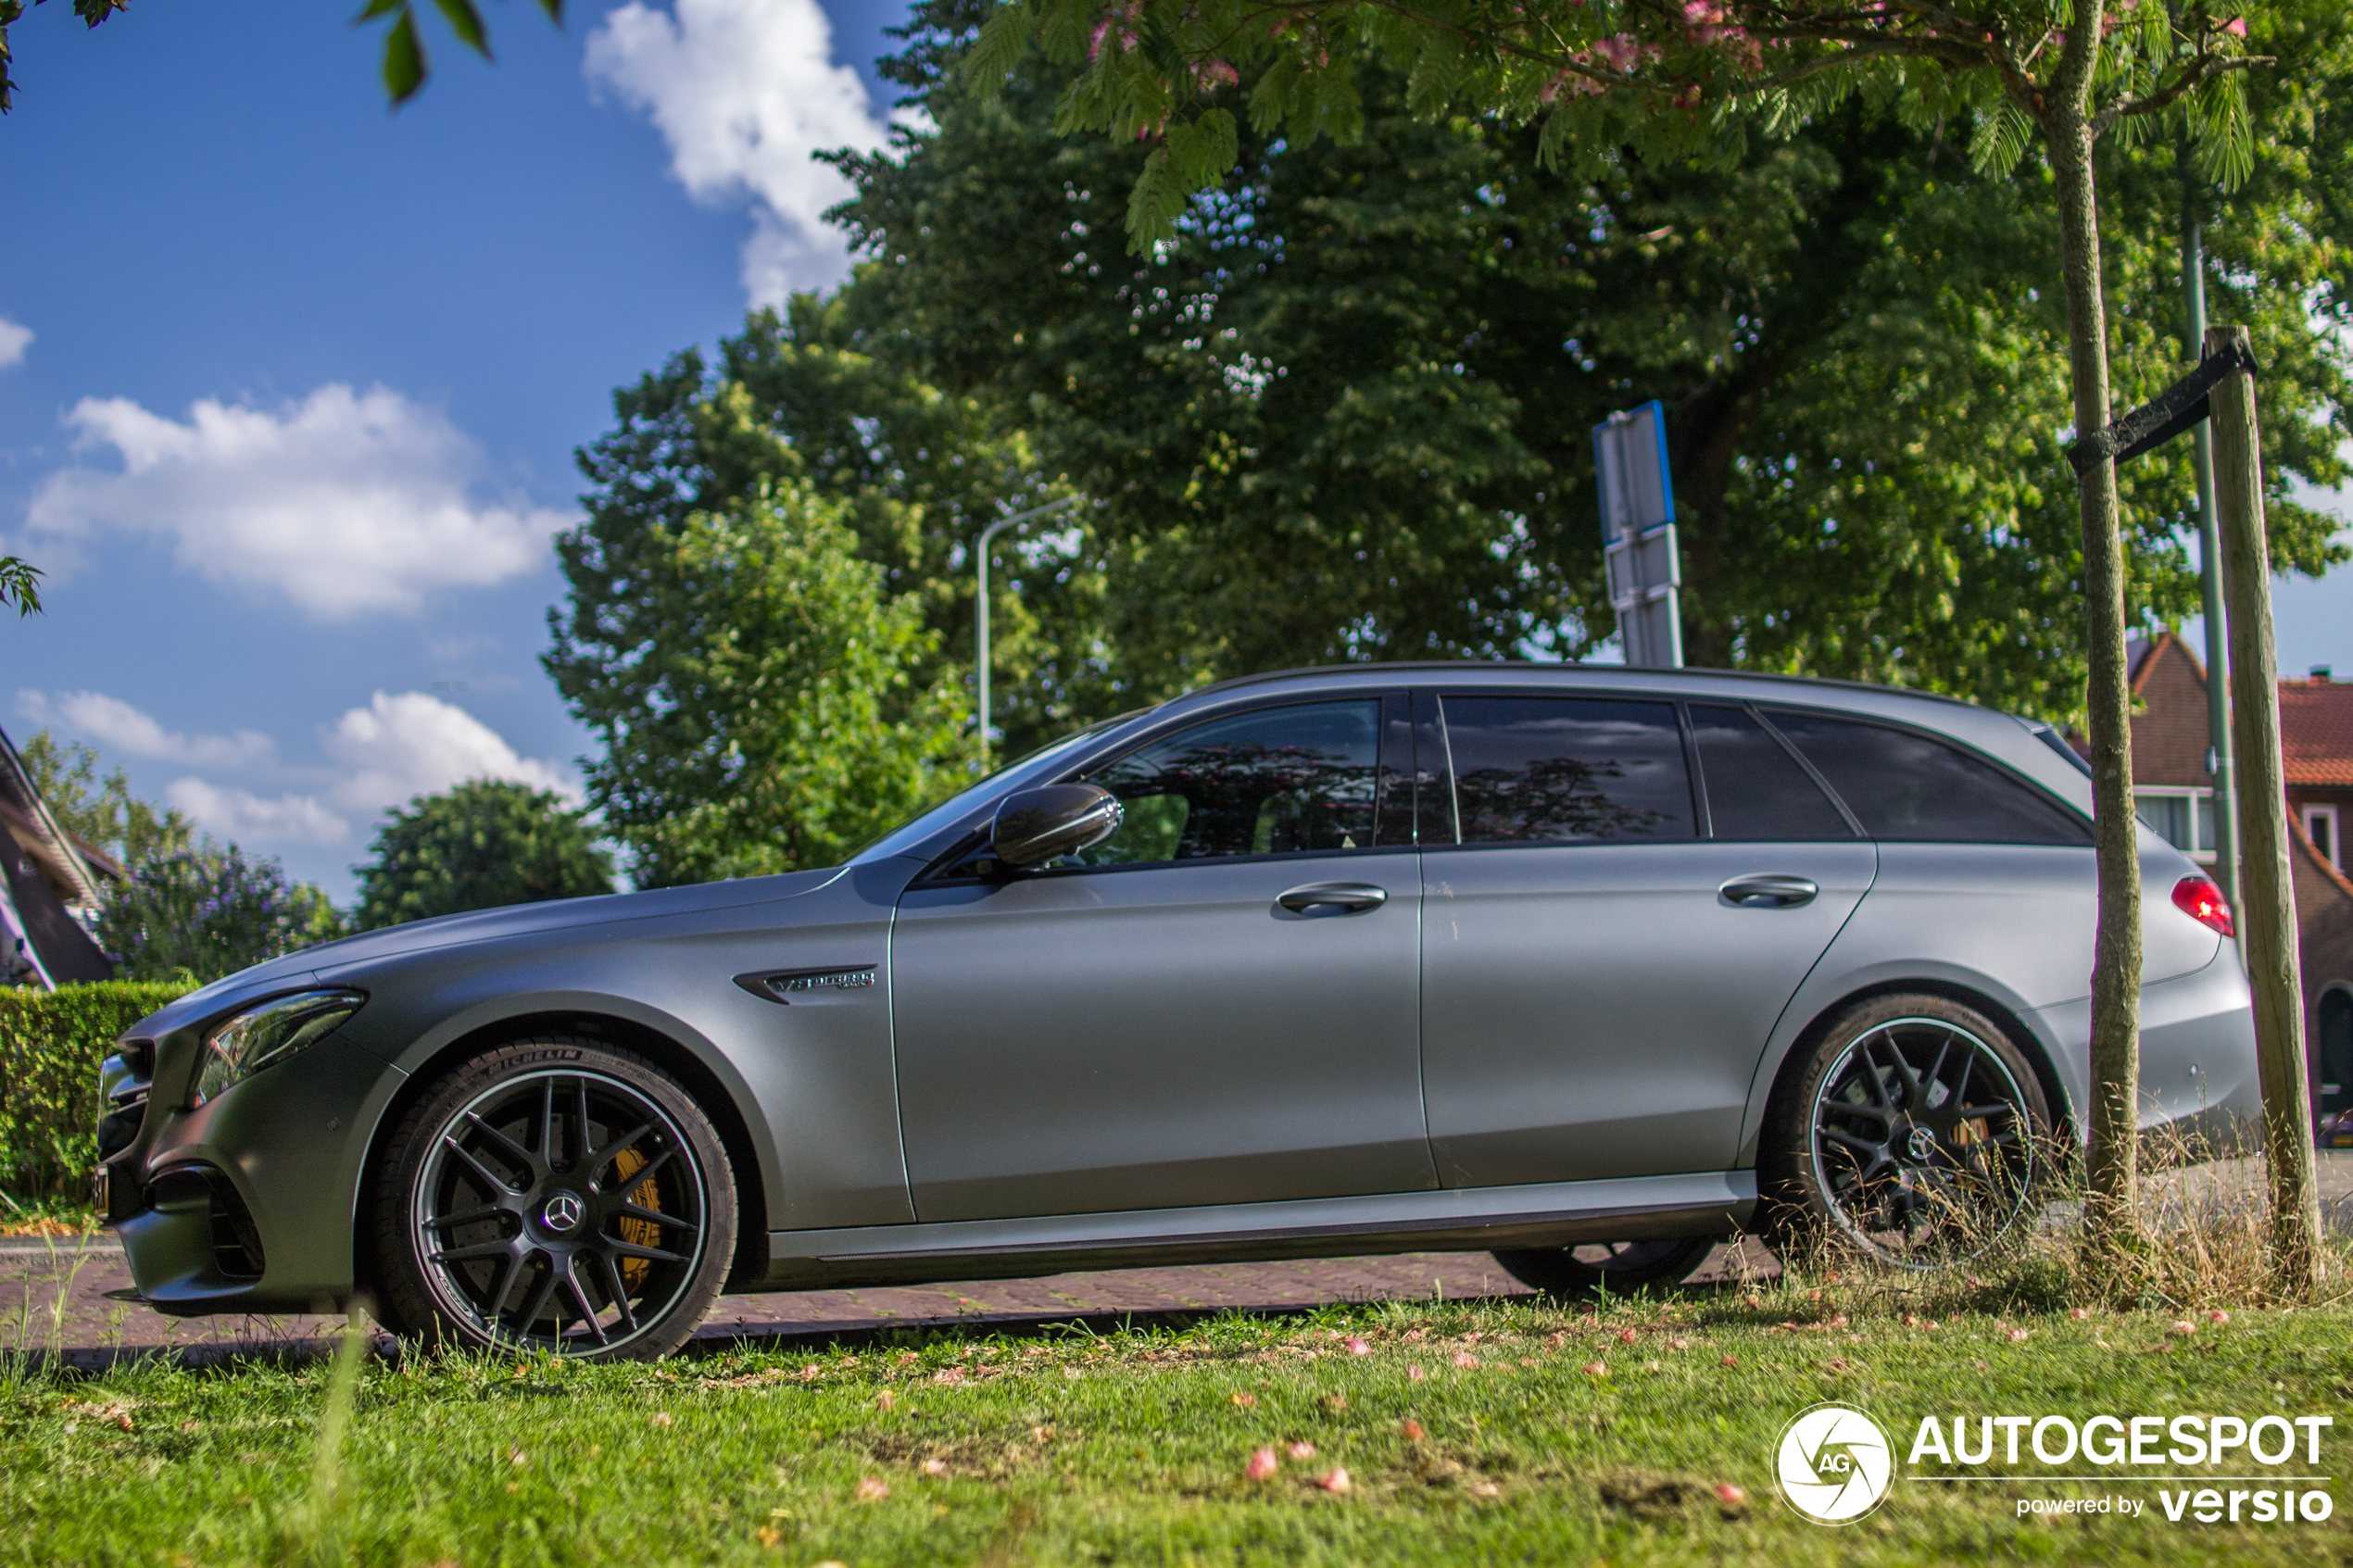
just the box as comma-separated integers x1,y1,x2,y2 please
21,1151,2341,1366
0,1238,1783,1367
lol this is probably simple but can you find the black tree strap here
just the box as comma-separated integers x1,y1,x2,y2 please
2066,337,2260,476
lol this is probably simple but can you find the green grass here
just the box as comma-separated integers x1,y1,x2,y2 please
4,1279,2349,1566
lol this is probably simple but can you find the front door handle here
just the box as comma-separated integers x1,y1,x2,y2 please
1277,881,1390,915
1719,874,1819,909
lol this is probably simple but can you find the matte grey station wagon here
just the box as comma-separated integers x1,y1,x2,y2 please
95,664,2258,1357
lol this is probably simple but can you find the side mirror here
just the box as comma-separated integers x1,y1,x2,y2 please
989,784,1123,869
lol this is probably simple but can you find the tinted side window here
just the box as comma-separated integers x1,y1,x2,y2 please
1764,709,2091,845
1071,700,1383,865
1690,705,1854,840
1441,696,1694,844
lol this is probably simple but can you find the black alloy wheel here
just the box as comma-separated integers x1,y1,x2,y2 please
1763,994,2049,1269
1492,1236,1718,1298
374,1038,736,1359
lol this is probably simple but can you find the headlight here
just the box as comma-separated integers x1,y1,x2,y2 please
193,989,366,1106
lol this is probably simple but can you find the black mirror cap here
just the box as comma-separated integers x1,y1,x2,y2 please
990,784,1124,869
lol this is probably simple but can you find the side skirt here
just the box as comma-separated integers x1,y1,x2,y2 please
751,1171,1755,1292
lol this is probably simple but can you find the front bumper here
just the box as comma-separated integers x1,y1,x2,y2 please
100,1025,408,1315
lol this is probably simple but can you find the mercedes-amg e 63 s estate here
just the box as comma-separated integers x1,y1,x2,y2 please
94,664,2258,1357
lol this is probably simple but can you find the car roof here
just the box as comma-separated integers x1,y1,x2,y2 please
1185,659,1985,710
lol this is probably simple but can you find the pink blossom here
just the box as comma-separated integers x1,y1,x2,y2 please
1290,1441,1317,1459
1245,1447,1280,1482
1346,1337,1372,1356
2226,17,2247,36
1591,32,1642,71
1317,1467,1353,1493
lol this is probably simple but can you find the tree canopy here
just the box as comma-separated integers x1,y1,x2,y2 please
826,3,2347,721
545,482,977,887
351,779,613,930
565,297,1115,761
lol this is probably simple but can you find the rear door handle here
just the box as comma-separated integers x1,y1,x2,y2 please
1719,874,1819,909
1277,882,1390,915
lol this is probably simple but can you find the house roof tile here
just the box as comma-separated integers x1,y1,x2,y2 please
2283,678,2353,788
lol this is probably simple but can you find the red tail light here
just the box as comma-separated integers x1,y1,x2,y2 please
2171,875,2235,938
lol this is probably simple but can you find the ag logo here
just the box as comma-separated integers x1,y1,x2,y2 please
1774,1401,1896,1524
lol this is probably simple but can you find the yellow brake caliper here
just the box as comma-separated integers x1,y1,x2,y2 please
610,1147,660,1291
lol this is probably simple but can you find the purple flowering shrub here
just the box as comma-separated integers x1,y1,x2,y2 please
96,847,346,984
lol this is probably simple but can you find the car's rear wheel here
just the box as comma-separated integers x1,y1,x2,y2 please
1491,1237,1718,1298
1762,994,2049,1270
371,1037,736,1360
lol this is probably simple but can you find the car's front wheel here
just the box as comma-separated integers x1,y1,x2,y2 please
371,1036,736,1359
1491,1237,1718,1298
1761,993,2049,1269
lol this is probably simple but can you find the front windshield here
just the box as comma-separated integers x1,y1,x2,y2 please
848,710,1147,864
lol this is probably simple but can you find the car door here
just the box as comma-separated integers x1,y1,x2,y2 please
1418,691,1877,1186
890,693,1434,1223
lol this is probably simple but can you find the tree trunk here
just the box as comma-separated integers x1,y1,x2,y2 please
2045,17,2145,1270
2208,323,2323,1298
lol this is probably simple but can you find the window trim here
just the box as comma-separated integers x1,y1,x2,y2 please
915,691,1405,884
1754,702,2096,847
2136,784,2219,861
2307,803,2342,871
1421,686,1705,852
1736,705,1866,840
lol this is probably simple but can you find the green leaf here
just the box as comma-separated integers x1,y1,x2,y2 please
1124,142,1187,252
430,0,490,57
534,0,563,22
0,557,43,618
383,7,427,104
1967,98,2033,176
1166,108,1239,190
961,0,1033,94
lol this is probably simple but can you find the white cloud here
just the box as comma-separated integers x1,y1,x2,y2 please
24,384,570,619
585,0,888,303
317,690,575,819
19,689,275,770
166,779,351,847
0,318,30,369
26,686,576,852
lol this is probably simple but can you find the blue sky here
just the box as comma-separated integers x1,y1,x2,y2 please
0,0,2347,901
0,0,912,897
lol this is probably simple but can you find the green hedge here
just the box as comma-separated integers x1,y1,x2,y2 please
0,981,195,1199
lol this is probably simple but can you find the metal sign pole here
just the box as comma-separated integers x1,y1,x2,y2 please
1592,401,1682,667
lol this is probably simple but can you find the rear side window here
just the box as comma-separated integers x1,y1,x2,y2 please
1689,705,1853,840
1441,696,1694,844
1764,709,2090,846
1074,700,1384,864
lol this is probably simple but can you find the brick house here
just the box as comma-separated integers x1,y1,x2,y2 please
2126,633,2353,1124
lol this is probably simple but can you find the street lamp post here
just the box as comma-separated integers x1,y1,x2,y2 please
975,495,1083,767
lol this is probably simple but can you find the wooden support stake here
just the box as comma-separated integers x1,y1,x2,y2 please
2208,323,2322,1297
